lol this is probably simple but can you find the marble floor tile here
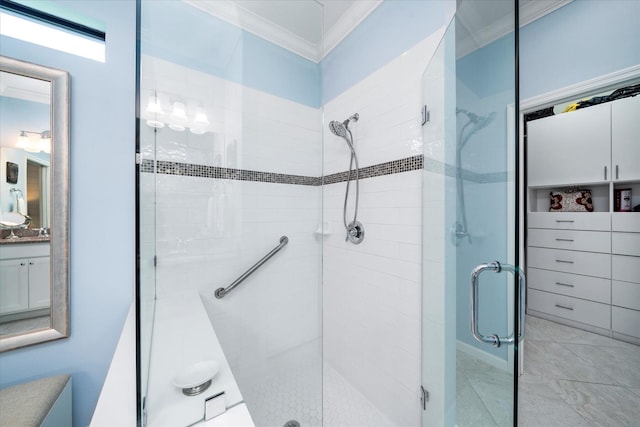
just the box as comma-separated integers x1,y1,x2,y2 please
523,340,617,384
550,379,640,426
456,373,499,427
519,316,640,427
561,342,640,388
517,375,587,427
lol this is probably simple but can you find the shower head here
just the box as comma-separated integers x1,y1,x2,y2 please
457,109,495,131
329,120,347,138
456,109,496,151
472,111,496,132
330,113,359,138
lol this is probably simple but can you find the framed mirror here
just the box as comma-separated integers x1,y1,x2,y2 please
0,56,69,352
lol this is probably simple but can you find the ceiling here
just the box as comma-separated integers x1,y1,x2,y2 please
187,0,573,62
0,71,50,103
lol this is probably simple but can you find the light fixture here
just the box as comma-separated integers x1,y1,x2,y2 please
190,107,210,135
17,130,51,153
39,131,51,153
146,94,163,114
143,93,211,135
168,101,187,131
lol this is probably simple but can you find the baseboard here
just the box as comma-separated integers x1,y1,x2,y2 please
456,339,510,372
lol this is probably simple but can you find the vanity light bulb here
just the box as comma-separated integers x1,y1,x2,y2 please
171,102,187,121
17,131,30,149
169,101,187,131
193,108,210,126
146,95,163,115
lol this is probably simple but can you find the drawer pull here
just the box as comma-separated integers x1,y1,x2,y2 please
555,259,574,264
555,304,574,311
555,282,574,288
555,220,575,223
555,238,574,242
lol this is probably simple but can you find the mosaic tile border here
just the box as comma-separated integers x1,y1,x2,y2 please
323,155,423,184
140,155,508,185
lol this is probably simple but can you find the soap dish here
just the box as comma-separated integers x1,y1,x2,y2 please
173,360,220,396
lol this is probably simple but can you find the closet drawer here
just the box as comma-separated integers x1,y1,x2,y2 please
612,306,640,339
612,213,640,232
528,289,610,329
612,232,640,256
527,267,610,303
612,255,640,284
612,280,640,311
528,212,610,231
528,229,610,253
528,247,611,279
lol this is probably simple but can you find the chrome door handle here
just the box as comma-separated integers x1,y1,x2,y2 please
470,261,526,348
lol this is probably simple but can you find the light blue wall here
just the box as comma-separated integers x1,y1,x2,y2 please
0,97,50,144
520,0,640,100
321,0,455,104
142,1,321,107
0,1,135,426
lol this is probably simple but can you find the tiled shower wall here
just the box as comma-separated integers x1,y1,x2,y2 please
142,56,323,369
322,30,445,426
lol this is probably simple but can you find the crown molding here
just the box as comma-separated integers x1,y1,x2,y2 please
322,0,383,58
185,0,321,62
521,64,640,112
457,0,573,58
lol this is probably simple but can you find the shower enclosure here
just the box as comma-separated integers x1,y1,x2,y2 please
137,1,521,426
421,0,521,425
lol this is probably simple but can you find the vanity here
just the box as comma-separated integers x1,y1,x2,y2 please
0,235,50,320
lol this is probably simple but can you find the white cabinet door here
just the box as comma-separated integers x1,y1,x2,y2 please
528,102,611,186
0,259,29,314
612,96,640,181
28,257,50,309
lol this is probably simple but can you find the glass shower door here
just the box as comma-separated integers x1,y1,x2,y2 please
421,1,522,425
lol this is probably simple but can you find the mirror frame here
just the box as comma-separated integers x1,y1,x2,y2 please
0,56,69,352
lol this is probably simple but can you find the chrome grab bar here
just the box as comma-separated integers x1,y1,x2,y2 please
215,236,289,299
470,261,526,348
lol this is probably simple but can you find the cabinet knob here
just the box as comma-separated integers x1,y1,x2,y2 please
29,261,34,265
20,262,26,266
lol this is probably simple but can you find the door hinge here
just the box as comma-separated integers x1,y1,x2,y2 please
135,152,141,165
420,385,429,410
153,255,157,267
421,105,430,126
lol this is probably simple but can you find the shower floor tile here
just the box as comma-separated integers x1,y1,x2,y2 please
234,340,396,427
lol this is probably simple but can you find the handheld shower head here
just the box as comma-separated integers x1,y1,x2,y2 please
329,120,347,138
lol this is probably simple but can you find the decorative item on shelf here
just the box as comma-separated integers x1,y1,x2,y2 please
549,188,593,212
614,188,632,212
16,129,51,153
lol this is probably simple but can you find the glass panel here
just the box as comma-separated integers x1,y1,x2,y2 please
421,1,519,425
138,1,323,425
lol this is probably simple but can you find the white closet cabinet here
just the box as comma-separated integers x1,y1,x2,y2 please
527,95,640,345
611,96,640,181
527,102,610,187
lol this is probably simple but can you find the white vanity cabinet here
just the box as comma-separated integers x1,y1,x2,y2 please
0,243,50,316
611,96,640,182
527,102,610,187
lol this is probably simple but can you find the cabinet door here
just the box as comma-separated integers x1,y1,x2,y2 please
0,259,29,314
528,102,611,186
612,96,640,181
28,257,51,309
